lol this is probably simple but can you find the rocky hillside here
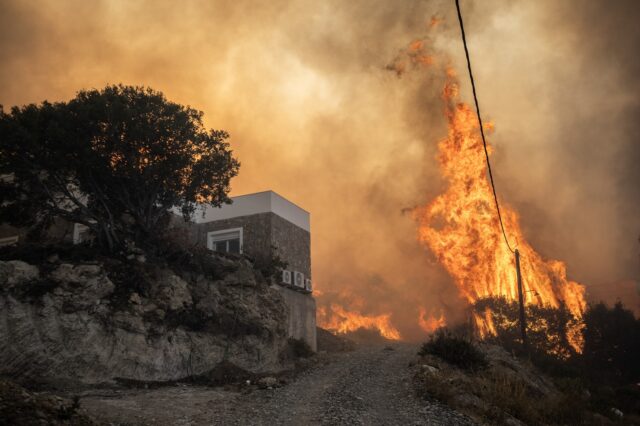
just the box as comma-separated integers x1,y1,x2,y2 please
411,333,636,425
0,250,290,386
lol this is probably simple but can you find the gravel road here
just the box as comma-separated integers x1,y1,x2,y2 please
79,343,475,425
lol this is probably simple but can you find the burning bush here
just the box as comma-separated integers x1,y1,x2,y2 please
473,296,582,361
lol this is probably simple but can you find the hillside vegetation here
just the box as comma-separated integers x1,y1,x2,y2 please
414,322,640,426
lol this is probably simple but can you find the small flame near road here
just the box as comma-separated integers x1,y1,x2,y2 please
418,308,446,333
318,304,401,341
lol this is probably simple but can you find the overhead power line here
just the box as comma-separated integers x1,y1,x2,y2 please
454,0,528,349
454,0,515,254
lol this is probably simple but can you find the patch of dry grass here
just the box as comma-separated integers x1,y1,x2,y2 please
413,348,632,426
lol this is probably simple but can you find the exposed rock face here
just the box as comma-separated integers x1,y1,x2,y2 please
0,260,39,288
0,258,288,385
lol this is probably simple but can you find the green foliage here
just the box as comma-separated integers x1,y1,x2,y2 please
151,230,238,281
0,241,99,265
253,245,288,283
474,298,640,386
472,299,640,420
583,301,640,385
0,85,239,252
419,329,488,371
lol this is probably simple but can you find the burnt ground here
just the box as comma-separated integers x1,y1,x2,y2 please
71,343,474,425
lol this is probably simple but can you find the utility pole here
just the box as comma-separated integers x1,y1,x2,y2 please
515,249,528,350
455,0,529,351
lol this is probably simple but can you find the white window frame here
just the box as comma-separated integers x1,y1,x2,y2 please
0,235,19,247
207,227,243,254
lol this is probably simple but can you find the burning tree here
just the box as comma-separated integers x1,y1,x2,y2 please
412,67,586,352
0,85,239,251
387,34,588,351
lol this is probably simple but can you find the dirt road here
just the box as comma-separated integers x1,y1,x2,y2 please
79,344,475,425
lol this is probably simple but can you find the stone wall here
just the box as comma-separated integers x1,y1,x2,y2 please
189,212,316,351
270,213,311,278
190,213,273,263
190,212,311,279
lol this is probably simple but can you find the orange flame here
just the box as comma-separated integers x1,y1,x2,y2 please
413,67,587,352
318,304,401,340
415,55,435,66
418,307,446,333
472,309,497,338
409,39,424,51
429,15,442,28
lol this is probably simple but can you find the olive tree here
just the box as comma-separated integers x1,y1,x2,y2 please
0,85,239,251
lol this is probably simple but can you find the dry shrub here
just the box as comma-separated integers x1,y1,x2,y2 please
419,329,488,371
483,372,533,419
416,368,590,425
413,370,457,403
415,345,596,425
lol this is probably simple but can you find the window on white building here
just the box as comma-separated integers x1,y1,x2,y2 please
207,228,243,254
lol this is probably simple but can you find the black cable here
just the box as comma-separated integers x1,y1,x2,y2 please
454,0,515,253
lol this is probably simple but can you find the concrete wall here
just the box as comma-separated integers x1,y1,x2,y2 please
274,285,317,351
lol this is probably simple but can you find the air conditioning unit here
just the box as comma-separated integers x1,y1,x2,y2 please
304,278,312,292
294,271,304,288
282,270,292,285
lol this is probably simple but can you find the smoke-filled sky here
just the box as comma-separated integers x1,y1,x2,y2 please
1,0,638,338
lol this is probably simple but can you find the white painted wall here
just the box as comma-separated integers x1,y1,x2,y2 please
192,191,310,232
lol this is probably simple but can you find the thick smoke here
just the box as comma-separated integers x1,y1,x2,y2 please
1,0,638,337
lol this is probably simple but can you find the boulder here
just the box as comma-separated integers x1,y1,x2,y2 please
152,272,193,311
49,263,115,311
420,364,439,375
0,260,39,288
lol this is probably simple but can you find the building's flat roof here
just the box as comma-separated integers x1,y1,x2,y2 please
193,190,310,232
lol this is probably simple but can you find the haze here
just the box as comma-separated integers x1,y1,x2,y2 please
1,0,638,339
